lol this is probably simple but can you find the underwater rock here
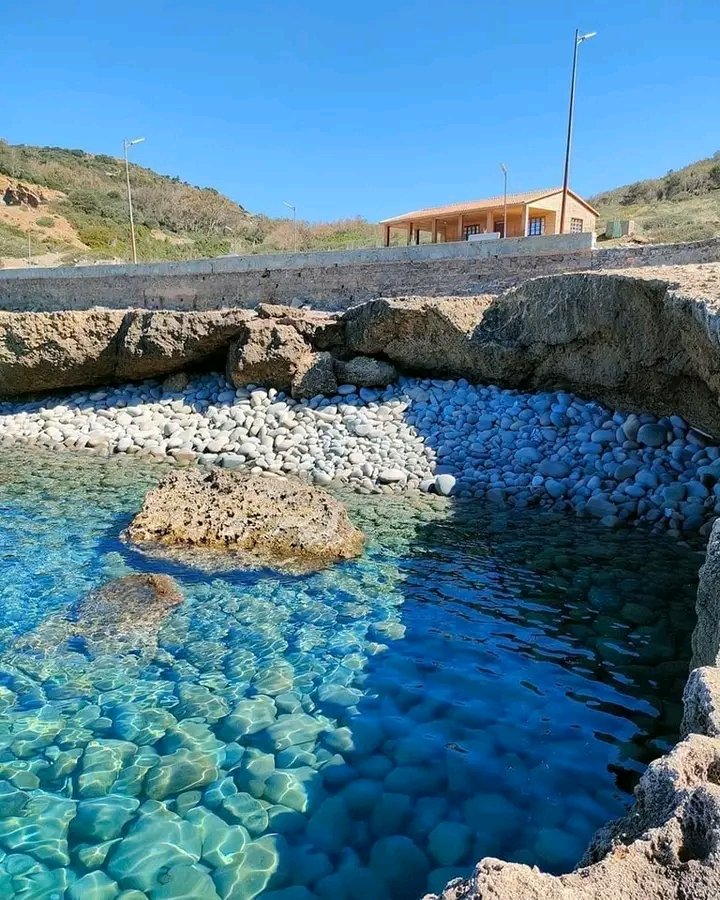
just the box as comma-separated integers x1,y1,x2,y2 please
0,791,76,866
106,802,202,892
126,469,365,571
15,573,183,659
427,731,720,900
71,795,140,842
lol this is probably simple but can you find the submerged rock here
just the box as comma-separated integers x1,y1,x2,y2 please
426,716,720,900
14,574,183,659
126,469,364,571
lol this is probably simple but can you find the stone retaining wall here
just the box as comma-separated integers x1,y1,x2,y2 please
0,233,717,312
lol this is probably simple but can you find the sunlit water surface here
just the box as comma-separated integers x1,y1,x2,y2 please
0,450,703,899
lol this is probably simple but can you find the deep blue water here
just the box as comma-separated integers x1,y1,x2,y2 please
0,450,702,899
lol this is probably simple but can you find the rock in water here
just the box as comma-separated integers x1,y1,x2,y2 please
15,574,183,658
126,469,365,571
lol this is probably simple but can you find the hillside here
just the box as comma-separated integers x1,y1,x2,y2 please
0,141,380,267
591,153,720,244
3,140,719,268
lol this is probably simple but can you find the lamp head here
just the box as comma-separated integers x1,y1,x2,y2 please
500,163,507,175
578,31,597,43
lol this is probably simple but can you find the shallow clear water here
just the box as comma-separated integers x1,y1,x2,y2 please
0,450,703,899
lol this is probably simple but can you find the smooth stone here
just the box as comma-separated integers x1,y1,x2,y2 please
428,820,472,867
637,423,667,447
370,835,430,899
72,795,140,842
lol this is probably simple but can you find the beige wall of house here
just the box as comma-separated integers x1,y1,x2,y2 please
533,192,594,234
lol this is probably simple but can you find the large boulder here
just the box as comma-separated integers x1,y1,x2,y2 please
292,351,338,399
257,303,345,352
0,309,126,395
692,517,720,668
226,319,339,399
342,296,491,379
0,309,253,397
226,319,310,394
116,309,253,381
15,574,184,658
334,355,397,387
126,469,364,571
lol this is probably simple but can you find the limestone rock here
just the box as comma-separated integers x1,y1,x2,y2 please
292,351,338,399
333,355,397,387
226,319,311,394
0,309,126,395
342,295,490,379
126,469,364,571
682,666,720,738
692,517,720,668
0,308,252,397
257,303,345,352
116,309,253,382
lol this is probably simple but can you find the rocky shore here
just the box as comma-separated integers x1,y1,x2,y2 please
1,261,720,898
1,371,720,537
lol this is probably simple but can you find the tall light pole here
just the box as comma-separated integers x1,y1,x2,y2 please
283,201,297,253
559,30,596,234
500,163,508,238
123,137,145,263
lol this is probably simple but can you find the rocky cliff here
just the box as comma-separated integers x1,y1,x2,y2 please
1,264,719,437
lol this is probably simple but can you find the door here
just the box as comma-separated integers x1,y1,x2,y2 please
493,219,505,238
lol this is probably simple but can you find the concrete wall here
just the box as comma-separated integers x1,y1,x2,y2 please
0,233,717,313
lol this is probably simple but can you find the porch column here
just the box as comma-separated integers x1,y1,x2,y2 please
486,211,493,233
431,218,438,243
457,214,464,242
383,225,390,247
521,205,529,237
415,229,420,245
407,222,413,246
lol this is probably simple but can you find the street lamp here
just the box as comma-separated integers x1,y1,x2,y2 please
559,30,596,234
123,137,145,263
283,201,297,253
500,163,508,238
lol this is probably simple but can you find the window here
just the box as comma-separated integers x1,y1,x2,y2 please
463,224,484,239
570,217,584,233
528,217,545,236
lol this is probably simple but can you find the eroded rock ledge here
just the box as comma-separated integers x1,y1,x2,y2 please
2,263,720,438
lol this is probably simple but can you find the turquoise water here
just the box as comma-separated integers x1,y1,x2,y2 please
0,450,703,899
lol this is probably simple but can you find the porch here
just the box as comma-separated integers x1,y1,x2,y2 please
382,202,559,246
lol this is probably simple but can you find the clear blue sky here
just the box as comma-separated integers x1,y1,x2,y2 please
3,1,719,222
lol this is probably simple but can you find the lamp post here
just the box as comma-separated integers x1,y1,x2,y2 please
123,137,145,263
500,163,508,238
283,201,297,253
559,30,596,234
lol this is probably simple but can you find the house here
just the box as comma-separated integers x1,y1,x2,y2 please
380,187,598,246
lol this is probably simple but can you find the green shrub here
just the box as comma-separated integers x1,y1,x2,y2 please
35,216,55,227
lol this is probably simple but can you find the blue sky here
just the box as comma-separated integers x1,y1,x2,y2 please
3,1,719,222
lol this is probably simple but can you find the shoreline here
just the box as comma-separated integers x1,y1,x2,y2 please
1,371,720,538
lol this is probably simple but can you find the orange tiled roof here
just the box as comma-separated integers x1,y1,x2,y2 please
380,188,598,224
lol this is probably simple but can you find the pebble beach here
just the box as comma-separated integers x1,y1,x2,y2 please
1,372,719,537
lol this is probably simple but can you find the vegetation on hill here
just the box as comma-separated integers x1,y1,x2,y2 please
0,141,381,265
2,139,719,266
591,152,720,243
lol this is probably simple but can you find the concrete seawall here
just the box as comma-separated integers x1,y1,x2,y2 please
0,233,717,312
